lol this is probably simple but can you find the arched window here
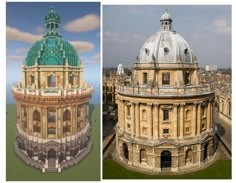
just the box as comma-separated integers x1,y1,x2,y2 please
228,100,231,116
186,110,191,120
48,75,56,87
140,149,146,163
142,109,147,121
47,108,56,135
221,100,224,113
33,110,40,121
63,110,71,121
184,48,189,55
164,47,169,54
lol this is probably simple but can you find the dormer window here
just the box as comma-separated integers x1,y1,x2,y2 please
164,47,169,54
184,48,188,55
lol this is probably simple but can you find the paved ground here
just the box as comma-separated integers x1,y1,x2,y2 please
213,106,231,151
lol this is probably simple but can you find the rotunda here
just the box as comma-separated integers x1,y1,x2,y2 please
12,6,93,172
115,10,215,173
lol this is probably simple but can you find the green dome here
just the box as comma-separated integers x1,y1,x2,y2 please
24,36,80,66
24,6,80,67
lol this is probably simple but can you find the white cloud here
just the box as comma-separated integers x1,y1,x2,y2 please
7,55,24,61
16,48,28,53
104,31,146,44
212,19,231,33
35,26,44,34
64,14,100,32
70,40,94,52
80,53,100,64
6,26,42,44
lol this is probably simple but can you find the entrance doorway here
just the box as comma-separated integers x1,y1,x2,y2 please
48,148,56,159
203,143,208,161
122,143,129,160
161,150,171,170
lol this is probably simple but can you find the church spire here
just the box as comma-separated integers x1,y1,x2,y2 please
160,9,172,31
44,5,61,37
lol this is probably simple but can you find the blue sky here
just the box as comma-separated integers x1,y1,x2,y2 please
103,5,231,68
6,2,100,104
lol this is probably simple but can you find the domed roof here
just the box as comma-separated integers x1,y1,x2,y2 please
24,6,80,67
138,10,193,64
25,36,80,66
117,63,124,68
160,9,171,21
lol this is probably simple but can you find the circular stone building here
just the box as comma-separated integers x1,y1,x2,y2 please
115,10,216,173
12,7,93,172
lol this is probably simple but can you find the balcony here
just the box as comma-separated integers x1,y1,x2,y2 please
12,83,93,97
116,84,213,97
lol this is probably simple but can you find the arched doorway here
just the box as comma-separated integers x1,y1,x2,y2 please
122,143,129,160
203,143,208,161
48,149,56,159
161,150,171,170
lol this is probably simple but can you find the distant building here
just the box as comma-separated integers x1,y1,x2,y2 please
117,63,124,75
205,65,217,72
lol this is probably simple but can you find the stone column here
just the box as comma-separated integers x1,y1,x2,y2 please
192,103,197,136
173,104,178,138
131,102,135,136
135,102,140,137
197,103,201,136
179,104,184,138
153,104,159,139
147,103,153,139
121,100,125,130
210,100,213,129
207,102,211,131
58,107,61,138
42,107,47,138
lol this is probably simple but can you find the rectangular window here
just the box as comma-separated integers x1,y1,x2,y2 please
186,127,190,133
185,72,190,85
127,124,131,129
143,72,147,84
162,73,170,85
163,129,169,134
47,108,56,135
127,105,131,117
30,75,35,85
163,110,169,121
201,122,205,130
48,75,56,87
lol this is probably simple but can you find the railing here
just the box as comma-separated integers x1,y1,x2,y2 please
12,84,93,97
116,84,213,96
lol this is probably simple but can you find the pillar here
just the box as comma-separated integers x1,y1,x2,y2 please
135,102,140,137
42,107,47,138
179,104,184,138
58,107,61,138
147,103,153,139
192,103,197,136
121,100,125,130
131,102,135,135
207,101,211,130
153,104,159,139
197,103,201,136
173,104,178,138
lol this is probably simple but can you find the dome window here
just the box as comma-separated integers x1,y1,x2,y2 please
164,47,169,54
184,48,189,55
144,48,149,55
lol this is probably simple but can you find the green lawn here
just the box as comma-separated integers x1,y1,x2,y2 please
103,159,231,179
6,104,100,181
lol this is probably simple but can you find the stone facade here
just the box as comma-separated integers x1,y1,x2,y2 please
12,6,93,172
115,10,216,173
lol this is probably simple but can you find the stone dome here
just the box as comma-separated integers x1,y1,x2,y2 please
24,6,80,67
138,10,193,64
160,9,171,21
117,63,124,69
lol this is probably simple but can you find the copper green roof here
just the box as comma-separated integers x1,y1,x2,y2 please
24,6,80,66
